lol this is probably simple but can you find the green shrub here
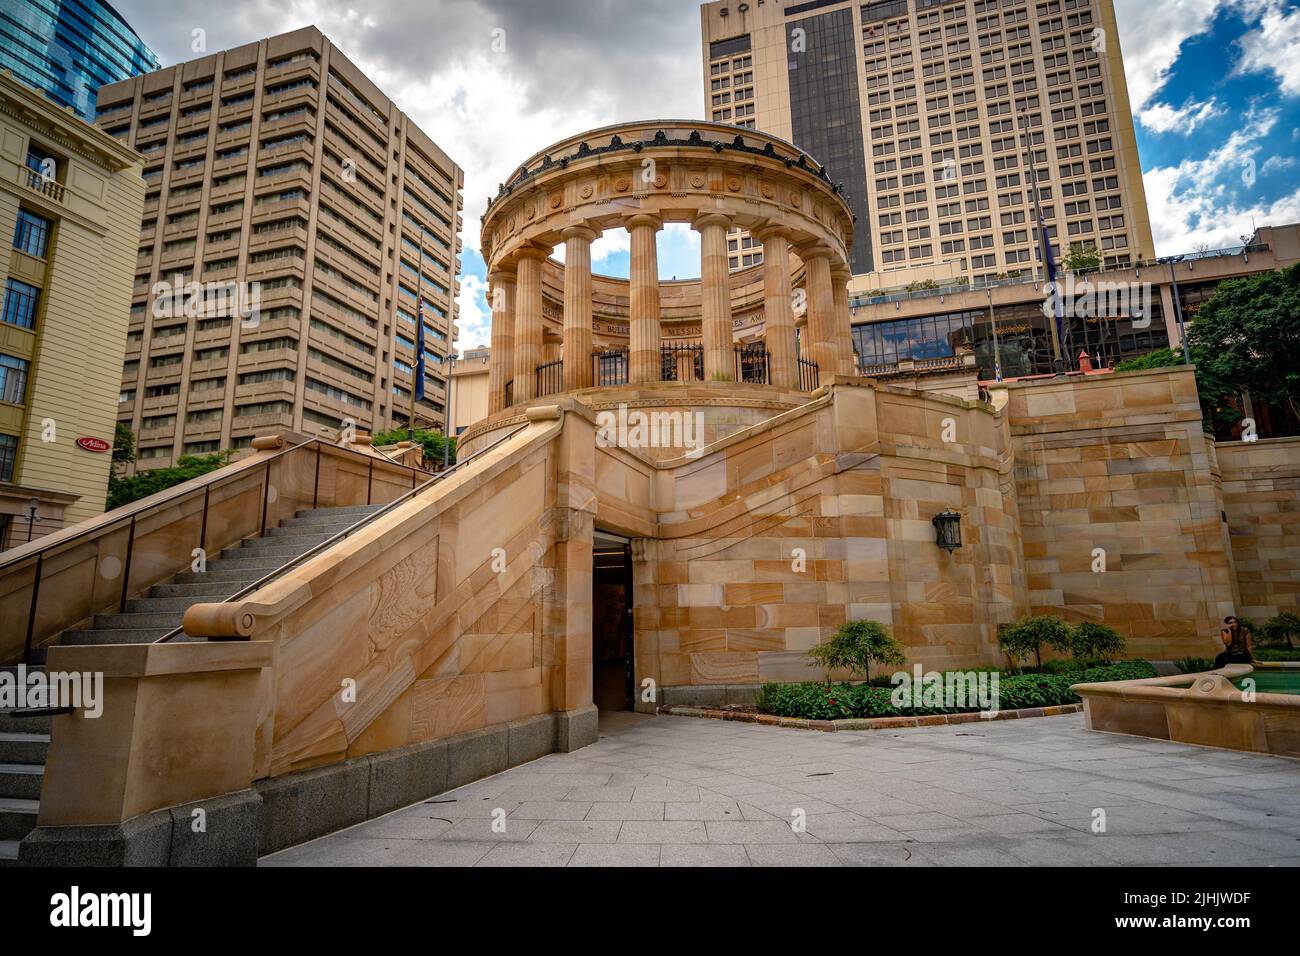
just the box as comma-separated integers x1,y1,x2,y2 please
806,620,906,685
1071,621,1126,662
756,661,1156,720
372,426,455,466
1175,656,1216,673
1260,612,1300,648
1254,648,1300,662
106,451,234,511
998,615,1073,670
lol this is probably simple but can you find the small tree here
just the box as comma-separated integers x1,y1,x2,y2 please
111,423,136,477
372,426,455,466
1261,612,1300,648
1070,621,1126,662
806,620,906,686
998,615,1073,671
1061,242,1101,273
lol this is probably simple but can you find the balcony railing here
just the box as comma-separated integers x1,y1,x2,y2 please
536,358,563,397
797,357,820,392
735,345,769,384
19,167,64,203
661,342,704,382
592,348,628,386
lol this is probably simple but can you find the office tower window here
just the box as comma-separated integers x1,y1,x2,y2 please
13,210,52,257
0,354,30,403
0,433,16,481
2,280,40,329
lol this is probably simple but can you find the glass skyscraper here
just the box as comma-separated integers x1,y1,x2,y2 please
0,0,158,122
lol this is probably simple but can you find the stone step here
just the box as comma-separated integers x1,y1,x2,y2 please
295,505,385,519
173,565,277,583
0,798,39,841
0,733,49,765
0,839,18,867
0,764,43,800
60,627,173,646
126,595,229,614
149,581,252,598
219,542,317,560
278,514,374,530
0,711,52,734
263,523,357,538
94,611,184,630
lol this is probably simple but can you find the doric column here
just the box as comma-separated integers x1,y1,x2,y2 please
693,213,733,382
798,243,839,387
626,214,662,384
755,223,798,389
830,263,855,375
487,266,516,412
512,245,549,403
562,224,598,391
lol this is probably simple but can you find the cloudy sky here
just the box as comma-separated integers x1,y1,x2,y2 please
112,0,1300,352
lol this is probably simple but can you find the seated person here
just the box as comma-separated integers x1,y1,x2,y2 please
1213,615,1253,669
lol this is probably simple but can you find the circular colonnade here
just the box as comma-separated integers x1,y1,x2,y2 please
480,120,857,414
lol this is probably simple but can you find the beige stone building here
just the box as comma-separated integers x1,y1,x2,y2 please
0,70,145,548
700,0,1153,289
5,119,1300,865
449,347,490,436
95,26,464,469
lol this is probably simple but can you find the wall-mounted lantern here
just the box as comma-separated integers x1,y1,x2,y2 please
932,510,961,551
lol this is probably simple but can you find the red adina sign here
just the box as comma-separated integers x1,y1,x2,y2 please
76,437,111,453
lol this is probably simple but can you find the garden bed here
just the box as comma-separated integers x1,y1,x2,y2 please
658,702,1084,732
745,662,1157,722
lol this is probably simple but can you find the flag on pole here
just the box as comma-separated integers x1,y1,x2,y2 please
414,297,426,402
1038,210,1066,357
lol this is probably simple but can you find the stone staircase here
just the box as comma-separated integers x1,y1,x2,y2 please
0,503,384,865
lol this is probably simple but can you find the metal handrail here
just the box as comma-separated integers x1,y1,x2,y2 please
7,435,432,664
154,422,531,643
0,436,425,576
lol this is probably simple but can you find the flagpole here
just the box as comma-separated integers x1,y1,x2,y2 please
408,233,423,442
1018,106,1063,373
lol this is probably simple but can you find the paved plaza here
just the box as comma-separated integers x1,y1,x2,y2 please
262,712,1300,867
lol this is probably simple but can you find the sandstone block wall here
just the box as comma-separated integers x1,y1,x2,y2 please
1218,436,1300,622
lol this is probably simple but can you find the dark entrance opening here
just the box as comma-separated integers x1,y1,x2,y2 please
592,531,634,712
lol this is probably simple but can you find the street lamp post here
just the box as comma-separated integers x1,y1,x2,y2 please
25,497,38,543
1158,254,1191,364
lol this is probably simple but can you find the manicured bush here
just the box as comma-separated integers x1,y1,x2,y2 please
756,661,1156,720
1071,621,1126,662
1260,612,1300,648
1175,656,1215,673
1254,648,1300,662
806,620,905,685
998,615,1073,670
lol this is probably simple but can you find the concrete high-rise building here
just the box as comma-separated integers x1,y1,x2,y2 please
0,0,159,122
0,70,145,548
96,26,463,468
700,0,1154,289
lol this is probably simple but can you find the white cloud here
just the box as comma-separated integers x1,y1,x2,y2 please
1141,106,1298,252
1137,97,1222,134
1113,0,1227,111
454,272,491,356
1235,0,1300,94
1262,155,1298,174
